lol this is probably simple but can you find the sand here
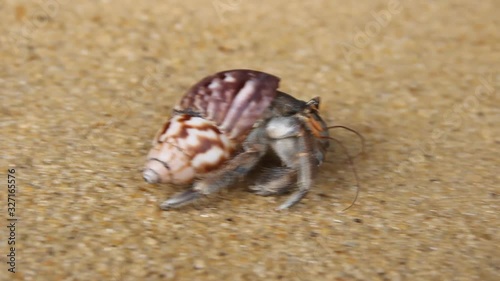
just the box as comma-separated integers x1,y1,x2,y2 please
1,0,498,280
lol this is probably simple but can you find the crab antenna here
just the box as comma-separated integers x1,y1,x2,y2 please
327,125,366,156
319,135,361,212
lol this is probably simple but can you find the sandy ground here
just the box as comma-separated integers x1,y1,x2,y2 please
1,0,499,280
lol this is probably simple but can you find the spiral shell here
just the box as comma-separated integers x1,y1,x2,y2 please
143,69,280,185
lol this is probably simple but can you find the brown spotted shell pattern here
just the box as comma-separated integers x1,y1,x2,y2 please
143,70,280,185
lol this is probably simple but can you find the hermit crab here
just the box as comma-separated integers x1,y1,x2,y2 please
143,69,360,210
